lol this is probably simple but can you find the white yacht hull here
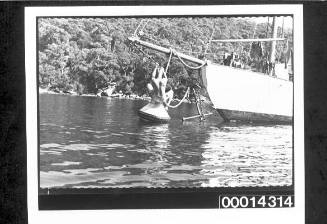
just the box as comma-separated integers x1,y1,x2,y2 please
201,62,293,124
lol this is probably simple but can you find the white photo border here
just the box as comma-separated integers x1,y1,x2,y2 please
26,4,304,224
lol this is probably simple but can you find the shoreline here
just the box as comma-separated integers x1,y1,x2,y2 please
38,87,165,102
38,87,210,104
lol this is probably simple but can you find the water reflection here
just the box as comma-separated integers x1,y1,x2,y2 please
199,125,292,187
137,123,170,162
39,94,292,188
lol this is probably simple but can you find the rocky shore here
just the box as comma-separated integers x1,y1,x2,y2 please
39,87,151,101
38,87,210,104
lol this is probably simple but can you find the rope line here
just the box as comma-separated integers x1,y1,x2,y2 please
165,49,173,74
167,87,190,108
140,20,149,34
162,49,189,109
130,39,205,109
204,27,215,55
133,20,145,36
175,52,206,70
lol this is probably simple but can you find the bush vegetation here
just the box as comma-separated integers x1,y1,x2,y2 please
38,17,292,96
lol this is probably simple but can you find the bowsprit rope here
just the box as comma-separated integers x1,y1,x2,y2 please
162,48,204,109
175,51,206,70
133,19,149,37
163,48,188,109
165,48,174,74
133,20,145,37
166,87,190,109
130,43,204,109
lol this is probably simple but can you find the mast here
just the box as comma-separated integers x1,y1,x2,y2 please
269,17,278,64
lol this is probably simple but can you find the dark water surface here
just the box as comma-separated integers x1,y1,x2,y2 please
39,94,292,188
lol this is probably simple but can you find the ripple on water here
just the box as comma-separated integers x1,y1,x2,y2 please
51,161,81,166
39,95,293,188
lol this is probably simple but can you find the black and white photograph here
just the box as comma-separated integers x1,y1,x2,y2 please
38,15,294,189
25,4,304,224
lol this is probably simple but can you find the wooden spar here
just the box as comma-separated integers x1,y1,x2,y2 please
182,113,213,121
128,36,205,65
211,38,285,43
269,17,278,63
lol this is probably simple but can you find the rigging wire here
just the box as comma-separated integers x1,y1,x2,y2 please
130,20,208,110
133,19,145,36
175,51,206,70
165,49,173,74
166,87,190,109
281,17,285,38
140,20,149,34
203,27,215,55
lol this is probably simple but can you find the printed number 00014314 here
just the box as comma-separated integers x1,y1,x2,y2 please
219,195,294,208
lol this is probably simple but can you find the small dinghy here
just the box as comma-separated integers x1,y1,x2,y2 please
138,102,170,123
138,65,173,123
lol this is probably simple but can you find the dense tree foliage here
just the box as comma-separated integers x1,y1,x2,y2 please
38,17,293,96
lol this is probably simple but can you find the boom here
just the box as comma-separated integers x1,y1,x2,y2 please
211,37,285,43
